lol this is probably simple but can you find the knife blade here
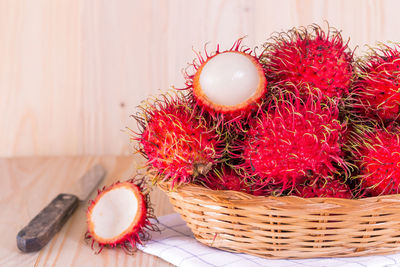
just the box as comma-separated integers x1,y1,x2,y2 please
16,164,107,253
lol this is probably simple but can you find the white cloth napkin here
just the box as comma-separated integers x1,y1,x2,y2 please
138,213,400,267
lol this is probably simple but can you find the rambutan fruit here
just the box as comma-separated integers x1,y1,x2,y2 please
198,165,246,192
351,127,400,196
293,177,353,199
352,44,400,123
183,39,267,123
261,24,354,101
197,165,283,196
132,92,223,187
86,179,157,253
238,91,349,190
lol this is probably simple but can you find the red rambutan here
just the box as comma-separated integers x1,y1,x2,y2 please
293,177,353,199
238,91,349,190
86,178,157,253
198,165,245,192
352,127,400,196
182,39,267,124
261,25,354,101
197,165,282,196
132,92,223,187
353,44,400,123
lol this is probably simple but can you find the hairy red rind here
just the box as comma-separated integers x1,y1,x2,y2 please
353,127,400,196
197,165,282,196
352,44,400,123
237,91,350,190
86,179,157,253
132,92,223,187
262,25,354,101
293,177,353,198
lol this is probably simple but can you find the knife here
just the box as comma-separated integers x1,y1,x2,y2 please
16,164,107,253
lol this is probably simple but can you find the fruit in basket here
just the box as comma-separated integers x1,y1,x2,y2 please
261,25,354,101
86,179,157,253
238,91,349,190
131,24,400,200
352,127,400,196
352,44,400,123
133,93,223,187
198,165,246,192
197,165,282,196
293,177,353,198
183,39,267,123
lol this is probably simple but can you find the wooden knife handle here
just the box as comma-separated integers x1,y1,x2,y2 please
17,193,79,252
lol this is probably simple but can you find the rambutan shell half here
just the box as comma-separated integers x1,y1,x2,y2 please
87,181,147,246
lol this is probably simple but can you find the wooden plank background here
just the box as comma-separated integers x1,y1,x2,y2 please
1,0,399,156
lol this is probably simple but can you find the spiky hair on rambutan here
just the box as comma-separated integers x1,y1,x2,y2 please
261,24,354,101
181,38,268,128
293,176,353,199
195,164,283,196
352,43,400,124
131,91,224,188
349,126,400,196
236,89,350,191
196,165,247,192
85,177,158,254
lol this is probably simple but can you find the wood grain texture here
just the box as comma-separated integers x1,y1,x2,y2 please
0,156,174,267
2,0,400,156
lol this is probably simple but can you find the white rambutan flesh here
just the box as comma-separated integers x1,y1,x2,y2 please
199,52,261,106
86,180,152,252
90,186,140,241
193,50,267,114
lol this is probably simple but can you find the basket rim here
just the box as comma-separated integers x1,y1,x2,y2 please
158,182,400,206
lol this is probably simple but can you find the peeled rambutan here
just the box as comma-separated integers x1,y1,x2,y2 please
352,127,400,196
183,39,267,123
293,177,353,198
352,44,400,123
132,92,223,187
238,91,349,190
261,25,354,101
86,179,157,253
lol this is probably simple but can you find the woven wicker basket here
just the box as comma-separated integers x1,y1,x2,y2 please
158,182,400,259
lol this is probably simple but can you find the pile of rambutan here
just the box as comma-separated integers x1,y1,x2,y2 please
86,23,400,253
132,24,400,200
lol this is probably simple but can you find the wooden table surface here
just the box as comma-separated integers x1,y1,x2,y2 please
0,156,175,267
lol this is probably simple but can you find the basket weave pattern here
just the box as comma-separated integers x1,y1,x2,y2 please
158,183,400,259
